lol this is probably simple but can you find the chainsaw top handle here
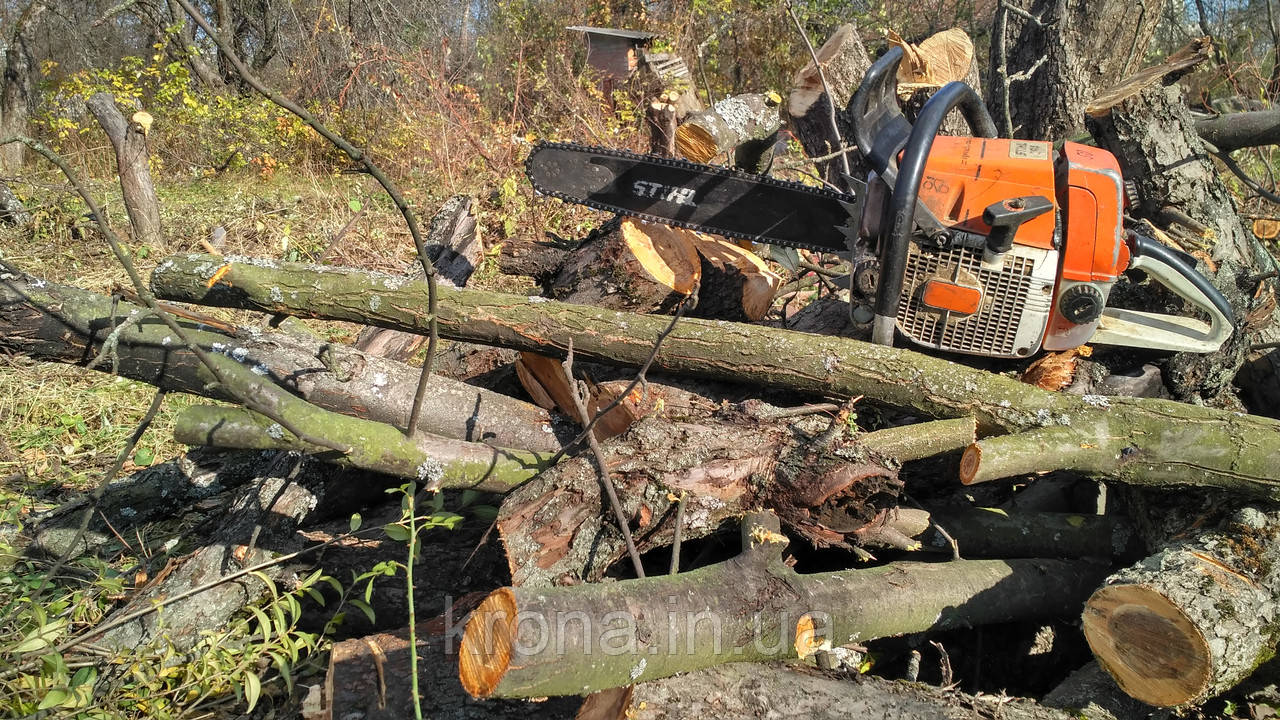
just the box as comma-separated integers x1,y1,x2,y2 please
850,47,998,345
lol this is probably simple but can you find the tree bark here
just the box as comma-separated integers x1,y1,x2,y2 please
1087,84,1279,400
150,255,1280,499
0,272,563,453
1082,505,1280,708
459,511,1110,699
85,92,163,247
992,0,1162,140
786,24,871,186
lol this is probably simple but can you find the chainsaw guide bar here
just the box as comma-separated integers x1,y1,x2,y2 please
525,141,861,253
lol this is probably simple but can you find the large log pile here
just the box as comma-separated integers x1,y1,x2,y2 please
11,14,1280,720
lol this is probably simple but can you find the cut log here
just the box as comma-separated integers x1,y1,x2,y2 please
355,194,479,362
549,218,700,312
0,272,563,453
172,405,550,492
675,93,782,172
150,255,1280,499
687,234,781,322
1081,505,1280,708
786,24,871,185
458,511,1110,698
893,29,985,138
646,92,678,157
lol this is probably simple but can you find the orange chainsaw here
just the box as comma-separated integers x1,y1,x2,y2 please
526,46,1233,359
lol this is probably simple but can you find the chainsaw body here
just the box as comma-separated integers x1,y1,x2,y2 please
523,46,1233,358
848,46,1233,358
868,135,1122,357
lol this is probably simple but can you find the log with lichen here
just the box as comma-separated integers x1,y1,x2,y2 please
149,254,1280,499
1082,505,1280,708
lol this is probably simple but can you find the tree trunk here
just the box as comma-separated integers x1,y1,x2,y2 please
459,511,1110,699
85,92,163,247
786,24,871,186
164,0,226,92
1082,505,1280,708
1087,84,1278,400
992,0,1162,140
149,254,1280,499
0,1,46,171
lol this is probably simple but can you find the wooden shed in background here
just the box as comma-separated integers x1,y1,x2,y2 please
566,26,659,81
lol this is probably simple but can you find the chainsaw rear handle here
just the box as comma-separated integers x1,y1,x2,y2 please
1089,233,1235,353
870,80,998,346
1130,233,1234,323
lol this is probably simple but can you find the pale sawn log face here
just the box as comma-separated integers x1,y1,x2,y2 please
1083,508,1280,708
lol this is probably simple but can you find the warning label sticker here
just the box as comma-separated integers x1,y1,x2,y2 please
1008,140,1051,160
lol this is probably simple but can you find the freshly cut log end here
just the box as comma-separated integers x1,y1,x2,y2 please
675,125,718,164
459,587,518,699
689,235,782,322
1083,584,1211,707
550,218,699,312
958,443,982,485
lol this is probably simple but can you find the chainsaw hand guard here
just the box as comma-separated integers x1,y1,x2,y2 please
1090,233,1234,353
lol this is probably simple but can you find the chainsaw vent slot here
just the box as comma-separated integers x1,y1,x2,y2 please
897,245,1038,357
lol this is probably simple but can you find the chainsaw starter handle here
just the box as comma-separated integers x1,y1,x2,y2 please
871,81,998,346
